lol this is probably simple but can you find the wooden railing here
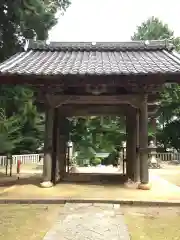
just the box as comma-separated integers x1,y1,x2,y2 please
0,152,180,166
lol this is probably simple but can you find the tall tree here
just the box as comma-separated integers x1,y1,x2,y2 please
0,0,70,60
132,17,174,41
0,0,71,154
132,17,180,150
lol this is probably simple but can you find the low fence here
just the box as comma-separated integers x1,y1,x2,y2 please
0,152,180,166
0,154,40,166
156,152,180,162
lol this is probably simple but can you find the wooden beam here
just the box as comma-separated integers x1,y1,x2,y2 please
60,105,124,116
39,94,146,107
33,84,162,96
56,104,158,117
37,93,160,105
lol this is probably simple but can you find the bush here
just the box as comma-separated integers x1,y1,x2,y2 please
102,150,119,166
90,157,101,166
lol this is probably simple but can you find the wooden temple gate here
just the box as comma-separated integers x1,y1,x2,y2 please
41,94,157,189
0,40,180,190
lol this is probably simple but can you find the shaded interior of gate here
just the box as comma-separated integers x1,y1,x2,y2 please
42,94,158,185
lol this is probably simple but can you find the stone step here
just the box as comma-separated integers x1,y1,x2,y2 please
63,173,127,183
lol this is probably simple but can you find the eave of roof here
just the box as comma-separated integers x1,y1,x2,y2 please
0,40,180,81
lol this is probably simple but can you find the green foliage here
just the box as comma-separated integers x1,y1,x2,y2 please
157,120,180,151
0,0,71,60
90,157,101,166
0,0,70,154
19,0,71,40
70,116,126,157
102,149,119,166
0,87,45,154
132,17,174,40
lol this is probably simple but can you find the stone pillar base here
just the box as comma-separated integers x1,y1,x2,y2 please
138,183,152,190
40,181,53,188
124,179,139,189
69,165,79,173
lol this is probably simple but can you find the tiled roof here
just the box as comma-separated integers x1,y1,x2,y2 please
0,40,180,76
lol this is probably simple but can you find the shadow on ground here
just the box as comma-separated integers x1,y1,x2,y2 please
0,164,180,202
0,174,42,189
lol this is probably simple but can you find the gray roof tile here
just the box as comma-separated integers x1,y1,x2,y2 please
0,40,180,76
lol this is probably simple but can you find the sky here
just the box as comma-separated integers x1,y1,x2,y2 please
49,0,180,42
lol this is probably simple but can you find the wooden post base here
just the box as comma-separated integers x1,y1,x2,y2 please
40,181,53,188
138,183,152,190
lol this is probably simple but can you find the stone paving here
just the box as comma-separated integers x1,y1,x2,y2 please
43,203,130,240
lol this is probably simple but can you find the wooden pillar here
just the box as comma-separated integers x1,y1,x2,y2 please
58,112,69,181
126,109,138,181
51,108,58,185
138,95,151,190
126,115,132,179
40,106,54,188
56,117,60,182
134,109,140,182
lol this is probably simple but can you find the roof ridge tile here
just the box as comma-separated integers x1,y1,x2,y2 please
26,39,174,52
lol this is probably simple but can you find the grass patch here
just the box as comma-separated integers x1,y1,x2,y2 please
122,206,180,240
0,204,62,240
